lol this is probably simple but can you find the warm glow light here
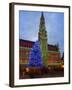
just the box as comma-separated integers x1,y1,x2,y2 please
61,65,64,68
26,67,29,72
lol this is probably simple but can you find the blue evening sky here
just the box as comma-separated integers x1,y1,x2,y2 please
19,11,64,55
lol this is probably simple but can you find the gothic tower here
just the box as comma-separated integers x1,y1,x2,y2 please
38,12,48,67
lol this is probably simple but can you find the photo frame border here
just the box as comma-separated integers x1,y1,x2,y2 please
9,2,70,87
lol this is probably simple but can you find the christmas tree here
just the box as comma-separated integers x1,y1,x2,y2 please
29,40,43,67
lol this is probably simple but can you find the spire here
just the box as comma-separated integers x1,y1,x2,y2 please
41,12,44,21
39,12,46,31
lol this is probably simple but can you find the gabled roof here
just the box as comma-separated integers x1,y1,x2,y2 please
20,39,58,51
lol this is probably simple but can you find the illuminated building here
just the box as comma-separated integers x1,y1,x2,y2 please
19,12,62,67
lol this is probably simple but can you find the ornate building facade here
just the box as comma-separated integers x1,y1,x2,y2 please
19,12,62,67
